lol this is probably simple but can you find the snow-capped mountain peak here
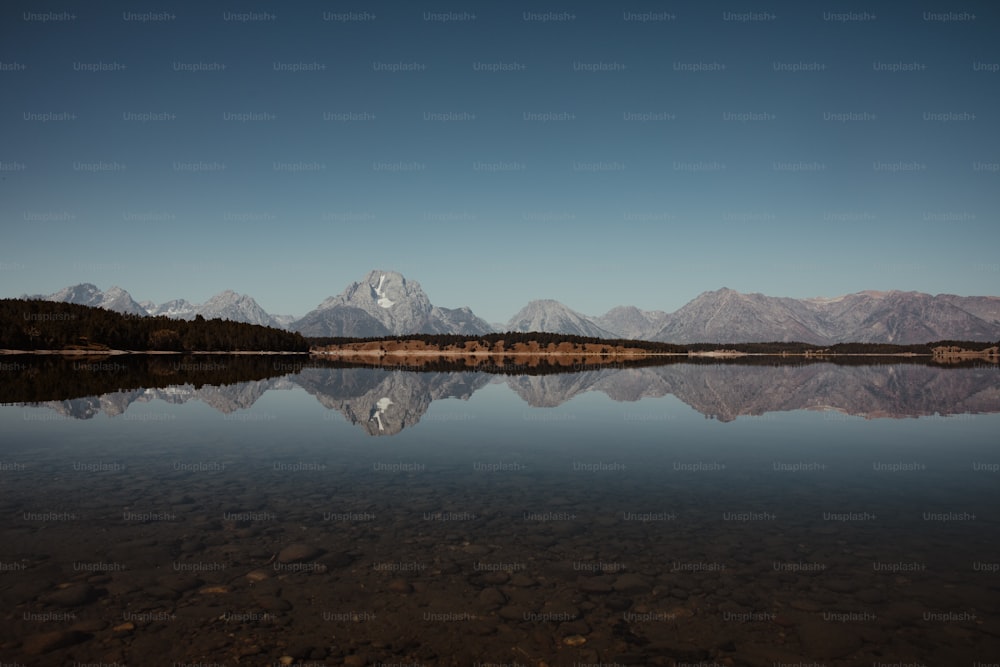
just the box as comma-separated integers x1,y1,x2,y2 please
293,269,492,337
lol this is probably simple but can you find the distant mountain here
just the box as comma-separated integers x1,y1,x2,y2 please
849,291,1000,343
292,270,493,337
270,314,298,330
651,288,828,344
38,284,285,329
194,290,277,328
506,299,616,338
32,283,148,316
430,305,495,336
294,305,390,338
147,298,197,319
650,288,1000,344
146,291,279,327
21,279,1000,344
594,305,670,340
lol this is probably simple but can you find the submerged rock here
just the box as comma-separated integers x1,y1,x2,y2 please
277,543,324,564
21,630,90,655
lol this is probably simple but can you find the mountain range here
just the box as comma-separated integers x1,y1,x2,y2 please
22,271,1000,344
23,285,293,330
144,291,294,329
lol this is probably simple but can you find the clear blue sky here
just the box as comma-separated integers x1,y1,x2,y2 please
2,0,998,322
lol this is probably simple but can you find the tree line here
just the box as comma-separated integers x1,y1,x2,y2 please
0,299,310,352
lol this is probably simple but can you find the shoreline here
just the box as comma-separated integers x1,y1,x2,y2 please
310,349,935,358
4,349,997,360
0,349,943,358
0,349,310,356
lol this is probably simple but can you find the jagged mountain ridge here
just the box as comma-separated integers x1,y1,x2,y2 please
194,290,277,328
22,277,1000,344
141,289,280,328
503,290,1000,344
292,270,493,337
648,288,1000,344
34,284,284,329
28,283,149,316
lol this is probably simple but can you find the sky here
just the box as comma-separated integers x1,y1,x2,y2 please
1,0,998,323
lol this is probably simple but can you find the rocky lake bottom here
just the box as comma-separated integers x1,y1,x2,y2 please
1,362,998,665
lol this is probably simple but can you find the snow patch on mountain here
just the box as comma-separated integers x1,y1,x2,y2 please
372,274,396,308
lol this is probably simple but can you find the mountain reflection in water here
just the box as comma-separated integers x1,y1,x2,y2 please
3,356,998,434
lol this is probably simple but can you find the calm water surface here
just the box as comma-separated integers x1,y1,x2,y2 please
1,358,998,666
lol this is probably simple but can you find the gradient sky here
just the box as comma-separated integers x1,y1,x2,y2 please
1,0,998,322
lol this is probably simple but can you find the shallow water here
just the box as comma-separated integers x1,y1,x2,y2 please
1,360,998,665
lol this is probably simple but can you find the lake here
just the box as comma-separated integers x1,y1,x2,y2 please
1,356,998,666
